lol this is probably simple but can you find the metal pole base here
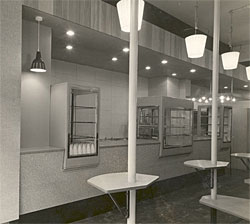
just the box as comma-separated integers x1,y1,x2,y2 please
210,208,217,224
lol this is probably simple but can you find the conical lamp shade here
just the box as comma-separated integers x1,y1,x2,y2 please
185,34,207,58
246,66,250,80
117,0,145,33
30,51,46,72
221,51,240,70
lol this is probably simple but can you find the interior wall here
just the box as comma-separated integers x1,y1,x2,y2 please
148,76,192,99
21,20,148,148
0,1,22,223
51,60,148,140
21,20,52,148
231,101,250,170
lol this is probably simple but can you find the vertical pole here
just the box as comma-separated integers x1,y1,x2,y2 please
128,0,138,224
211,0,220,201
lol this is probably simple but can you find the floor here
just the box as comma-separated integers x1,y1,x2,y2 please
73,169,250,224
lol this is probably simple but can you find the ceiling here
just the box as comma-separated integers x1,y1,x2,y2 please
22,5,249,93
147,0,250,46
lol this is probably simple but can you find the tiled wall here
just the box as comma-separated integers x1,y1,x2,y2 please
52,60,148,140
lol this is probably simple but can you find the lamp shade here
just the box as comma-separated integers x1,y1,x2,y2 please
221,51,240,70
246,66,250,80
117,0,145,32
185,34,207,58
30,51,46,72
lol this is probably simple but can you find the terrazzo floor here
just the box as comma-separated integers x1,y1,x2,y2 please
73,169,250,224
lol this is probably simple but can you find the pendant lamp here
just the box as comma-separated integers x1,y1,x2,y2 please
221,11,240,70
30,16,46,73
185,1,207,58
246,66,250,80
117,0,145,32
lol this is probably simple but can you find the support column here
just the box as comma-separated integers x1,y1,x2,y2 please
127,0,138,223
211,0,220,201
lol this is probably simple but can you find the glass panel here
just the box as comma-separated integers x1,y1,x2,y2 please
199,106,220,137
163,108,192,148
68,88,99,158
223,107,232,142
137,106,159,139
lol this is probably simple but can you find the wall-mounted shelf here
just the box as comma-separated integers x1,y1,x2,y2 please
88,172,159,194
184,160,229,170
200,195,250,221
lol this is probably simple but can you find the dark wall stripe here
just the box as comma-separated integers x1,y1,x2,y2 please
103,0,230,54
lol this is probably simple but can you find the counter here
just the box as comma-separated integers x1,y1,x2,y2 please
20,138,229,215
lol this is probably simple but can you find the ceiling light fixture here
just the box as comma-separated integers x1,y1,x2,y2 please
112,57,118,62
30,16,46,73
244,84,248,88
190,69,196,73
123,47,129,53
145,66,151,70
221,11,240,70
117,0,145,32
172,73,177,77
161,60,168,64
66,30,75,36
66,45,73,50
246,66,250,80
224,86,228,89
185,2,207,58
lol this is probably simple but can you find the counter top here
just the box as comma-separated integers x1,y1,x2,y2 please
231,153,250,159
200,195,250,221
87,172,159,194
20,139,160,155
21,146,64,155
193,136,222,141
99,139,160,148
184,160,229,170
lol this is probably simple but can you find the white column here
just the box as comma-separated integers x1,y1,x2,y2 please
211,0,220,200
127,0,138,223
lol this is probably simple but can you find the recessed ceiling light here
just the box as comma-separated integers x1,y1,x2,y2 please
172,73,177,76
123,47,129,53
244,84,248,88
202,96,206,100
145,66,151,70
161,60,168,64
190,69,196,73
224,86,228,89
66,30,75,36
112,57,118,62
66,45,73,50
191,98,196,102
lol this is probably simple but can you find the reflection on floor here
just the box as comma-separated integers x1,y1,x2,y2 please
73,169,249,224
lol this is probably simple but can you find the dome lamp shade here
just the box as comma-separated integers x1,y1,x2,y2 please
30,16,46,73
221,51,240,70
30,51,46,72
117,0,145,33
